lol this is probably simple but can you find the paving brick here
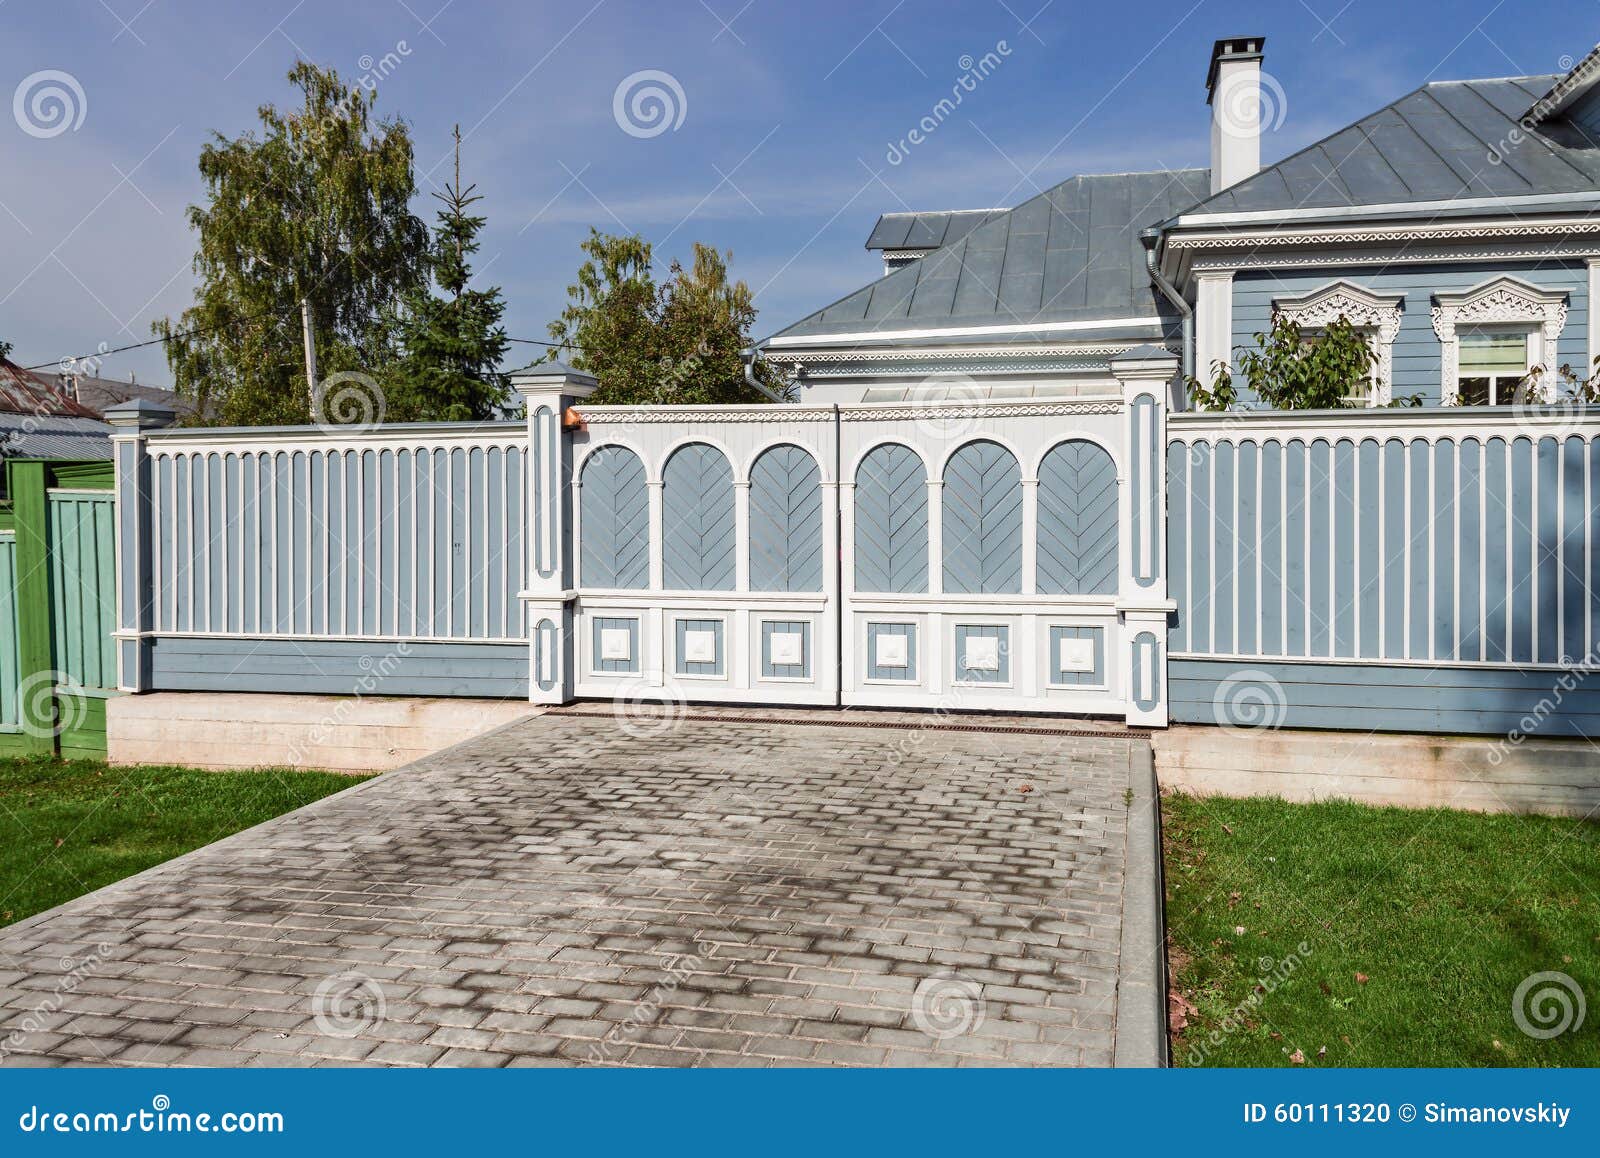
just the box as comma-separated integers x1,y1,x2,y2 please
0,710,1136,1070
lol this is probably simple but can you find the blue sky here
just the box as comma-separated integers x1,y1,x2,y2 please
0,0,1589,386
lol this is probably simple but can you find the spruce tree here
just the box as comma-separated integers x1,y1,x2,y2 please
385,126,511,421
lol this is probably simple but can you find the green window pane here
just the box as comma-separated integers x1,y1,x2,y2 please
1460,331,1527,373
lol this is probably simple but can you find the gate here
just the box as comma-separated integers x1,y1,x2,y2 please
528,349,1175,726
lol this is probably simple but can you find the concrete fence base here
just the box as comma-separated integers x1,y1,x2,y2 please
1152,724,1600,817
107,692,539,773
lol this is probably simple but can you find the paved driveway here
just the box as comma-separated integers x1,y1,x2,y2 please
0,707,1159,1068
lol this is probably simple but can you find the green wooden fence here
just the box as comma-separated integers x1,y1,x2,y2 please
0,458,117,759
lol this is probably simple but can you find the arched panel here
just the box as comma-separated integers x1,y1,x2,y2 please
579,446,649,589
749,444,823,592
854,444,928,593
942,440,1022,594
662,442,736,591
1037,439,1119,595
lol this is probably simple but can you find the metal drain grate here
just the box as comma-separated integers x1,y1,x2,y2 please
543,705,1143,741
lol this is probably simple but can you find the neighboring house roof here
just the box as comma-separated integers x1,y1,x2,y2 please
768,168,1211,347
0,413,112,460
865,209,1008,252
1177,74,1600,218
46,372,196,420
0,358,102,419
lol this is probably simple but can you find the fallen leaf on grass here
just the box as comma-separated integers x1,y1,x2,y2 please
1288,1048,1305,1065
1354,972,1369,985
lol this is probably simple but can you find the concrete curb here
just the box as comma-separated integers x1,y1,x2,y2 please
1113,738,1169,1067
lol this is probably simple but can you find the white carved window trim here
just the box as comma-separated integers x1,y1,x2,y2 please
1272,281,1404,406
1431,276,1569,404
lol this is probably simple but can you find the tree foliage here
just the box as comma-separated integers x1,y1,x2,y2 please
546,230,787,405
1189,315,1375,411
381,127,510,421
156,63,428,426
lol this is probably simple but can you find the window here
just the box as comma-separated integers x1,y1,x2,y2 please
1455,329,1530,406
1299,329,1380,405
1270,282,1403,406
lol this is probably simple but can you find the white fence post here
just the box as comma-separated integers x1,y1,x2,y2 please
1111,346,1179,727
514,362,598,704
106,398,175,693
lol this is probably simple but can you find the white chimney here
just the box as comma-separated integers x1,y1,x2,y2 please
1207,36,1265,195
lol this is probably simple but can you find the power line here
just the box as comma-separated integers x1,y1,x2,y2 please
23,320,584,375
22,304,302,372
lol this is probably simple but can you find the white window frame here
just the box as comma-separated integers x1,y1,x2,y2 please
1431,276,1569,405
1453,326,1536,406
1272,280,1404,407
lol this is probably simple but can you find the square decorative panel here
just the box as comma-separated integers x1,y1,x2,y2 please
1058,636,1094,672
964,635,1001,671
591,617,641,675
674,618,726,677
1049,625,1104,686
955,624,1010,684
866,622,917,681
683,630,718,664
600,628,633,662
770,632,804,666
761,620,811,680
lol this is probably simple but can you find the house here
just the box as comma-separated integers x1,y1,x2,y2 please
0,357,112,487
757,37,1600,410
45,369,197,423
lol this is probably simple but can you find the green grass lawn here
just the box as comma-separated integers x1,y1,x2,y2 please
1163,792,1600,1067
0,756,370,929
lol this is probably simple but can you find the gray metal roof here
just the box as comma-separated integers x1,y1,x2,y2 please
770,168,1211,346
1182,74,1600,217
0,413,112,460
865,209,1008,251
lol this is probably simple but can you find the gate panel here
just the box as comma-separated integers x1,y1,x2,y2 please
840,395,1142,718
570,407,840,707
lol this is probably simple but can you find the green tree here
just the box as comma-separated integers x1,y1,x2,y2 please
1190,315,1375,411
382,127,510,421
546,230,786,404
156,62,428,426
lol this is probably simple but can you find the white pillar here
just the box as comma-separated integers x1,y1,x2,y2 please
512,362,598,704
1193,271,1234,391
1587,256,1600,376
1110,346,1179,728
